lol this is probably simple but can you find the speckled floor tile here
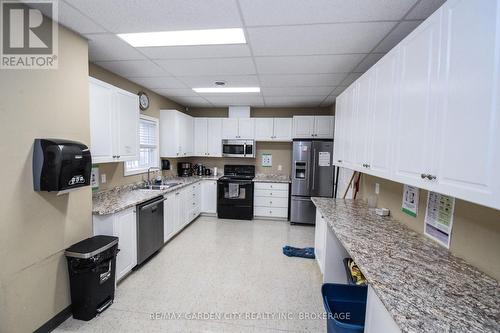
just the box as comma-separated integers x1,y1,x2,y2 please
55,217,326,333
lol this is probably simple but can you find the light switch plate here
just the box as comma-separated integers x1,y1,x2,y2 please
101,173,107,184
375,183,380,195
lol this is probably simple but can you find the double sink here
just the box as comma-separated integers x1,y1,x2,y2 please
139,182,182,191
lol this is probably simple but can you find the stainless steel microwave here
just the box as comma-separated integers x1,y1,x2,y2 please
222,139,255,158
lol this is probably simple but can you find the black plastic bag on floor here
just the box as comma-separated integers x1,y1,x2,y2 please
282,246,315,259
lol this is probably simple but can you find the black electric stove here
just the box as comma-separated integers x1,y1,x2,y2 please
217,165,255,220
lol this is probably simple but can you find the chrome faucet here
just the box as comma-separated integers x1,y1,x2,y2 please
147,167,161,185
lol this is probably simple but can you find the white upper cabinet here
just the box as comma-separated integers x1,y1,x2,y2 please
434,0,500,207
293,116,334,139
206,118,223,157
160,110,193,157
194,117,223,157
393,10,442,188
89,77,139,163
254,118,274,140
333,0,500,210
222,118,255,139
254,118,293,141
194,118,208,156
292,116,315,138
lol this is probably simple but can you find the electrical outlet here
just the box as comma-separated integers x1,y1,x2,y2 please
375,183,380,195
101,174,107,184
278,164,282,171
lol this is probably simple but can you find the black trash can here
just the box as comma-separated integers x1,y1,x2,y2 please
65,235,118,321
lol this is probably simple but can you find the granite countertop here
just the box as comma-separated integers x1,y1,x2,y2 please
253,174,291,183
311,198,499,333
93,176,219,215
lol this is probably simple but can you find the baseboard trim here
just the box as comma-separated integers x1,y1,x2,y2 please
34,305,72,333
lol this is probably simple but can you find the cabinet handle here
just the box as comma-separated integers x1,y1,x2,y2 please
116,155,120,159
427,174,437,180
421,173,428,179
366,164,370,168
337,160,342,163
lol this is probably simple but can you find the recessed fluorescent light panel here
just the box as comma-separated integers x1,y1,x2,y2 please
117,28,246,47
193,87,260,93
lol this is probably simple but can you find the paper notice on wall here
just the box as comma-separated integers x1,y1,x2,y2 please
402,185,419,217
424,191,455,248
318,152,331,167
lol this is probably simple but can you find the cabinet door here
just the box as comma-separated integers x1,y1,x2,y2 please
173,191,183,231
181,114,194,156
89,78,114,163
368,50,397,178
352,72,373,169
393,11,442,186
314,116,334,138
222,118,239,139
333,94,344,164
238,118,255,139
434,0,500,208
273,118,293,141
341,86,357,168
163,193,176,242
293,116,314,138
194,118,208,156
201,180,217,214
254,118,274,141
207,118,223,157
160,110,181,157
114,89,139,161
314,211,326,274
115,208,137,281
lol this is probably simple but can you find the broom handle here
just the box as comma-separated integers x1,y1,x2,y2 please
343,171,357,199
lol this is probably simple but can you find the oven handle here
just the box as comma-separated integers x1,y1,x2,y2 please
243,143,246,157
220,181,253,185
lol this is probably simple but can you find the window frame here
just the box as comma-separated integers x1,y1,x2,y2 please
123,114,160,176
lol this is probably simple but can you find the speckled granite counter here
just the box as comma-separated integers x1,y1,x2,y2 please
311,198,499,333
93,176,219,215
253,174,291,183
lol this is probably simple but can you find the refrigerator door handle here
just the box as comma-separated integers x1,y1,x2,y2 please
311,148,316,191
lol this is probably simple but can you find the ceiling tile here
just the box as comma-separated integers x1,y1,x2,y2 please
373,21,422,53
248,22,396,56
44,1,106,34
238,0,417,26
264,96,323,107
405,0,446,20
255,54,365,74
156,58,256,76
167,96,212,107
203,95,265,107
94,60,168,78
85,34,146,61
127,76,187,89
65,0,242,33
259,74,346,87
261,86,333,97
178,75,259,87
151,88,198,97
341,73,362,86
139,44,251,59
353,53,385,73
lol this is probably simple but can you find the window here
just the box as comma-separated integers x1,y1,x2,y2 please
124,115,159,176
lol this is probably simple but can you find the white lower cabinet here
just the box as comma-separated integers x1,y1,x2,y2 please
201,180,217,214
253,182,289,219
93,207,137,282
314,211,326,273
364,285,401,333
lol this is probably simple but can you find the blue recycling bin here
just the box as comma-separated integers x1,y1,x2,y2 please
321,283,368,333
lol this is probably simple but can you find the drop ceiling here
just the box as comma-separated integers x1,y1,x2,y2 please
53,0,445,108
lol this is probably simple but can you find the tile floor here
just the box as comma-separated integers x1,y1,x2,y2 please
56,216,326,332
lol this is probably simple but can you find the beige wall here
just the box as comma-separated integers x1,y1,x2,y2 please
186,106,332,118
88,64,185,190
0,27,91,332
360,174,500,280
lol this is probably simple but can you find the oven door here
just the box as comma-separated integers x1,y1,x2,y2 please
217,180,254,205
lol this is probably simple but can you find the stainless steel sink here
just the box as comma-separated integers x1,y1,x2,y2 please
139,183,182,191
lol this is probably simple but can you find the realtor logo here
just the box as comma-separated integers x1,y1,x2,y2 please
1,0,58,69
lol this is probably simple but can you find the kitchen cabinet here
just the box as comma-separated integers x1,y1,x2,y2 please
89,77,139,163
194,118,223,157
201,179,217,214
163,191,178,242
253,182,289,219
222,118,255,139
92,207,137,281
364,285,401,333
254,118,293,141
292,116,334,139
160,110,194,157
314,211,326,274
352,70,374,169
333,0,500,210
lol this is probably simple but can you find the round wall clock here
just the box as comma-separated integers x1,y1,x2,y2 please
138,92,150,111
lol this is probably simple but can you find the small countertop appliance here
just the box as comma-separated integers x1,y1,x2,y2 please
177,162,193,177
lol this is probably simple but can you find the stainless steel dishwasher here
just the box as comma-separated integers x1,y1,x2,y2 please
136,196,164,265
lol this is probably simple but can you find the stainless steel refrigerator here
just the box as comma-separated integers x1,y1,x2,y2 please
290,140,336,225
